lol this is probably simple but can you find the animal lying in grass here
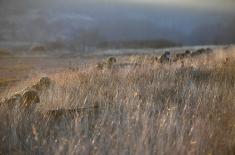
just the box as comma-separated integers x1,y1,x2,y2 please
96,48,215,68
0,76,101,120
96,57,117,70
0,77,52,110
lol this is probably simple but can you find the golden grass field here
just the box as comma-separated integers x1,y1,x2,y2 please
0,47,235,154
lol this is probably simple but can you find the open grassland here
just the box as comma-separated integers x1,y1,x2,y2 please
0,47,235,154
0,55,87,92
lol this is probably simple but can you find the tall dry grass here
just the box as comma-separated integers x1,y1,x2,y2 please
0,48,235,155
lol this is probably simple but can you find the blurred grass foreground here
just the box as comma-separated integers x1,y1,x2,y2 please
0,47,235,154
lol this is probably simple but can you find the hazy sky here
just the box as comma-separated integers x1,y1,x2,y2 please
56,0,235,10
0,0,235,45
1,0,235,10
137,0,235,9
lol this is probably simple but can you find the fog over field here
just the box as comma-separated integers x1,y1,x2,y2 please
0,0,235,46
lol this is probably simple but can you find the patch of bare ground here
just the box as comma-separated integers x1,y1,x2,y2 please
0,48,13,58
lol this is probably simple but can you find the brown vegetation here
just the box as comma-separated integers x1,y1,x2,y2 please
0,48,12,57
0,47,235,154
30,45,48,55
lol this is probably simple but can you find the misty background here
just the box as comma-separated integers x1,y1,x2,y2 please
0,0,235,50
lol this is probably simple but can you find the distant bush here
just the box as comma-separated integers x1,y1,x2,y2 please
97,39,179,49
45,41,67,50
30,45,47,54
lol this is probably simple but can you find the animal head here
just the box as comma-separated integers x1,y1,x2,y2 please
32,77,52,91
107,57,117,64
